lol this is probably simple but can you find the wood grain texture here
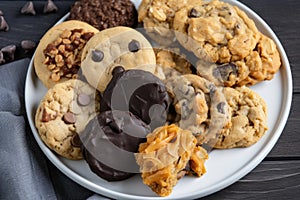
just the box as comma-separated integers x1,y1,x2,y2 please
0,0,299,199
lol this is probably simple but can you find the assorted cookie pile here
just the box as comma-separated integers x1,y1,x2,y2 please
34,0,280,197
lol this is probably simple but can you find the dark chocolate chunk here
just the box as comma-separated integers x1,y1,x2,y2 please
128,39,140,52
0,51,5,64
21,40,36,52
20,1,36,15
112,66,125,76
189,8,201,18
101,68,170,131
213,63,238,82
217,102,226,114
71,134,82,147
43,0,58,14
63,112,76,124
0,16,9,31
91,49,104,62
81,110,150,181
77,93,91,106
1,45,16,62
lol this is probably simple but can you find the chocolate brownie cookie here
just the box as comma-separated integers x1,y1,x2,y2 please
35,79,100,160
173,0,281,86
69,0,138,31
214,86,268,148
34,20,99,88
80,26,157,92
165,74,231,146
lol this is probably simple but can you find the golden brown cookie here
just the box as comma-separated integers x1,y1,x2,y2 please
138,0,202,45
165,74,231,146
214,86,268,148
34,20,99,88
172,0,281,86
35,79,100,160
135,124,208,197
80,26,158,92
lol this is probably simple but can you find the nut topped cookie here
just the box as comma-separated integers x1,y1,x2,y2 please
81,26,157,92
135,124,208,197
35,79,100,159
34,20,99,88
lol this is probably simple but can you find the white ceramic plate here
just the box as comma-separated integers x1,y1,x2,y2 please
25,0,293,199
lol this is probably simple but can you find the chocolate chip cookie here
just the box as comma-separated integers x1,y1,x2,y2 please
165,74,231,146
69,0,138,31
35,79,100,160
80,26,157,92
214,86,268,148
135,124,208,197
173,0,281,86
138,0,203,45
34,20,99,88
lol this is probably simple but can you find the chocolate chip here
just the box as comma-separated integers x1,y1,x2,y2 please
20,1,36,15
91,49,104,62
41,109,57,122
63,112,76,124
128,39,140,52
43,0,58,14
1,45,16,62
217,102,226,114
77,93,91,106
112,66,125,76
0,51,5,64
0,16,9,31
189,8,201,18
21,40,36,52
71,134,82,147
0,10,3,16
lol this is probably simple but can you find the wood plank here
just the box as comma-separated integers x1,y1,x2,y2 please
267,93,300,158
239,0,300,93
202,160,300,200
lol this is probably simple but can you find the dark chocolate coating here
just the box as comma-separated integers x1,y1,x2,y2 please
81,110,150,181
101,67,170,131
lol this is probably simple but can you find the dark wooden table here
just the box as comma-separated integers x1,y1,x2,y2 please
1,0,299,199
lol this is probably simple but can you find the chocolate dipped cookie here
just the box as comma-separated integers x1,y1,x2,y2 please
101,66,170,131
80,110,150,181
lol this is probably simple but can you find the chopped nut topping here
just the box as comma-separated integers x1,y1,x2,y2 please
43,28,95,82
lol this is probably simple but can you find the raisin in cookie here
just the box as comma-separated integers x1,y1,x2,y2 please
81,26,158,92
35,79,100,160
69,0,138,31
214,86,268,148
174,0,281,86
34,20,99,88
135,124,208,197
165,74,231,146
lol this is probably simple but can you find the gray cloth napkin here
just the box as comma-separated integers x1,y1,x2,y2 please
0,59,99,200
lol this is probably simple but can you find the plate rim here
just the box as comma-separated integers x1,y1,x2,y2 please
24,0,293,199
